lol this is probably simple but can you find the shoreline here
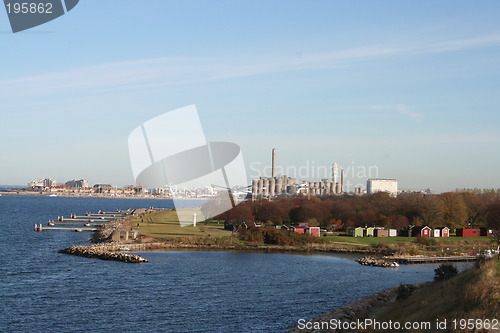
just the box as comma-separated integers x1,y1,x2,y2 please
287,282,430,333
0,191,207,200
57,207,489,332
59,207,485,263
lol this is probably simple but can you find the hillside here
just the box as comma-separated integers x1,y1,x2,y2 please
373,259,499,332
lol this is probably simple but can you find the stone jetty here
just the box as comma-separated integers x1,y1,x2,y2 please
60,245,148,263
356,256,399,267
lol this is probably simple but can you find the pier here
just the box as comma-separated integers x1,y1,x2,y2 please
393,255,479,264
34,209,129,232
43,227,99,231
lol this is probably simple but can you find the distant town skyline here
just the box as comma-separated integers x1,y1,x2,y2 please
1,1,500,193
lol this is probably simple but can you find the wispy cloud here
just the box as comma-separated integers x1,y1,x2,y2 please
365,104,425,122
1,32,500,98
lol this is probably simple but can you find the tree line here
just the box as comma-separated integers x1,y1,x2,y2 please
215,191,500,231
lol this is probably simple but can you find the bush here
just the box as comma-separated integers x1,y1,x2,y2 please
434,263,458,282
239,227,320,246
396,284,416,300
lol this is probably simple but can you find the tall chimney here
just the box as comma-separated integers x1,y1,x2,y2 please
332,163,339,183
340,169,345,193
272,148,276,178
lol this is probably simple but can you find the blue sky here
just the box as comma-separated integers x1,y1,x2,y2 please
0,0,499,192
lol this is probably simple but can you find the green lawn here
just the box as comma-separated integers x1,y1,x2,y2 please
323,234,494,246
130,209,232,240
323,235,415,245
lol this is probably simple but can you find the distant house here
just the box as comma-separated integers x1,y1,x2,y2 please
291,227,306,234
480,228,494,237
412,226,432,237
93,184,113,193
388,229,397,237
364,227,375,237
374,228,389,237
457,228,480,237
307,227,321,237
347,227,364,237
436,227,450,237
399,227,412,237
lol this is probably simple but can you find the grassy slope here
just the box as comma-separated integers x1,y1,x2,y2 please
374,260,500,332
128,210,496,256
129,209,232,240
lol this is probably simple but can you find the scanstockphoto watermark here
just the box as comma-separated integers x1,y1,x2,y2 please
296,318,499,331
297,318,435,331
249,160,379,181
3,0,80,33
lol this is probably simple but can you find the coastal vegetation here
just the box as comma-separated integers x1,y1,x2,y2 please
126,192,499,257
217,191,500,232
373,259,499,332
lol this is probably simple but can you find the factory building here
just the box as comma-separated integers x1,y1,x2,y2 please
65,179,89,188
251,149,347,198
28,178,57,187
366,179,398,197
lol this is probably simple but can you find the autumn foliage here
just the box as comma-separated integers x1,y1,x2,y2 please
216,191,500,231
239,226,321,246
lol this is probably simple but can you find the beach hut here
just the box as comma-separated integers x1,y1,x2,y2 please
412,226,432,237
364,227,375,237
437,227,450,237
456,228,480,237
399,226,413,237
480,228,493,237
432,229,441,237
307,227,320,237
292,227,305,234
347,227,364,237
388,229,397,237
374,228,389,237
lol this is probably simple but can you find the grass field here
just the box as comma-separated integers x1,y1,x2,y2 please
323,234,493,245
128,209,498,255
323,235,414,245
130,209,232,240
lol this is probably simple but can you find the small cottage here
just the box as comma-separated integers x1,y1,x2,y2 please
307,227,321,237
437,227,450,237
364,227,375,237
374,228,389,237
480,228,493,237
347,227,364,237
412,226,432,237
456,228,480,237
292,227,305,234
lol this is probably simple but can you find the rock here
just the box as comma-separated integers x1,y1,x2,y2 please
59,245,148,263
356,256,399,268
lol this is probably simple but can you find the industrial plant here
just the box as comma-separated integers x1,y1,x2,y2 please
366,178,398,197
251,149,398,198
252,149,348,198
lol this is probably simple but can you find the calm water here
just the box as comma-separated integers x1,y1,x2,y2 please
0,195,472,333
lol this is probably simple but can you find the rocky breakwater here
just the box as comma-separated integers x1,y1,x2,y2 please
60,245,148,263
356,256,399,267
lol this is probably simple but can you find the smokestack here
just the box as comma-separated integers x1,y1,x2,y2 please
332,163,339,183
272,148,276,178
340,169,345,193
